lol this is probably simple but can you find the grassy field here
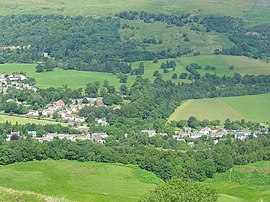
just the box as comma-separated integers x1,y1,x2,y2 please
205,161,270,202
169,94,270,122
0,160,163,202
133,55,270,82
0,0,269,26
0,114,67,126
0,64,135,89
120,20,234,56
0,187,56,202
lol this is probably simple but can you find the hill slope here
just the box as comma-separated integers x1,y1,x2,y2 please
0,0,269,26
169,94,270,122
0,160,163,202
205,161,270,202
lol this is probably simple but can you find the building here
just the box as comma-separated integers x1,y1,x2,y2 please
141,130,157,137
91,133,108,143
27,131,37,137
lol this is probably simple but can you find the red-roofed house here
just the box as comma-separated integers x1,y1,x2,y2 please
56,99,65,106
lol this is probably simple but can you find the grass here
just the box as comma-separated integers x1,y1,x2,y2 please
0,0,269,26
0,64,135,89
0,114,67,126
0,55,269,89
169,94,270,122
204,161,270,202
120,20,234,56
0,160,163,202
132,55,270,83
0,187,58,202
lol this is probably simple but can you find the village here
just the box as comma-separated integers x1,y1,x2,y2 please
141,126,269,147
0,73,37,94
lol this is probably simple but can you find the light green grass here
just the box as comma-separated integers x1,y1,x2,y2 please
169,94,270,122
0,64,135,89
0,160,163,202
0,0,249,17
0,114,67,126
0,0,269,26
0,187,61,202
205,161,270,202
120,20,234,56
133,55,270,82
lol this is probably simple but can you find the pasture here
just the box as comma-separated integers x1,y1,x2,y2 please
0,64,135,89
133,55,270,82
0,0,269,26
0,114,67,126
0,160,163,202
205,161,270,202
168,94,270,122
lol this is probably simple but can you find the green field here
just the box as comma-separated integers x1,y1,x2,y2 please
0,187,54,202
120,20,234,56
0,64,135,89
169,94,270,122
0,0,269,26
205,161,270,202
0,160,163,202
133,55,270,82
0,114,67,126
0,55,269,89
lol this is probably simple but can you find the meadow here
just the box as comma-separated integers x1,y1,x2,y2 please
0,0,268,26
204,161,270,202
133,55,270,82
0,64,135,89
0,160,163,202
0,114,67,126
169,94,270,122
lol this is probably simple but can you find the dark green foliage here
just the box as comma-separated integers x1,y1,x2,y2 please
116,11,190,27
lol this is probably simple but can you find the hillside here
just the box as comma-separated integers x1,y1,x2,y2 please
0,0,270,26
169,94,270,122
204,161,270,202
0,64,135,89
0,160,163,202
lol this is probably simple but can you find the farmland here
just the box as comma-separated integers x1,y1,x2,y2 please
0,160,163,202
0,64,135,89
0,114,67,126
205,161,270,202
169,94,270,122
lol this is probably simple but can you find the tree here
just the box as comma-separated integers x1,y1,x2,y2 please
85,83,98,97
171,73,177,79
36,64,44,73
153,70,160,77
119,75,128,83
140,178,217,202
179,72,188,79
120,84,128,95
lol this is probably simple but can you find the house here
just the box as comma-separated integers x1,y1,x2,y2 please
27,131,37,137
190,132,203,139
91,133,108,143
187,142,195,147
234,131,251,140
56,99,65,107
27,110,39,117
0,74,6,82
113,105,122,110
74,125,89,134
199,127,212,135
159,133,168,136
97,118,108,126
7,132,20,141
141,130,157,137
183,127,192,133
